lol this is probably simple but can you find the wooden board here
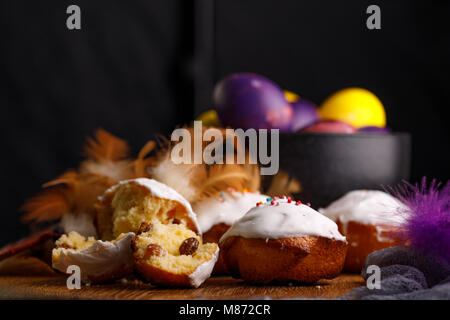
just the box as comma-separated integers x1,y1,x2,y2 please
0,255,364,300
0,274,363,300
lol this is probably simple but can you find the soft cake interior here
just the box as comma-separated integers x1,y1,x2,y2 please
101,183,192,240
52,231,96,262
52,231,129,261
133,220,217,275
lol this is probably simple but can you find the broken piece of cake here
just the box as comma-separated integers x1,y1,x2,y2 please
96,178,200,240
52,231,135,282
133,220,218,288
95,178,218,287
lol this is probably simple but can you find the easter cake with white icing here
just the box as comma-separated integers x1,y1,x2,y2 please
319,190,407,272
219,197,347,284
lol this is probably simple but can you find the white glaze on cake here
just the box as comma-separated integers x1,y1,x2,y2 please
188,246,219,288
52,232,135,282
193,191,268,233
318,190,407,232
220,199,346,243
100,178,201,234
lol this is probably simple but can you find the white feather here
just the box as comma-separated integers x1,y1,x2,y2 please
148,156,204,203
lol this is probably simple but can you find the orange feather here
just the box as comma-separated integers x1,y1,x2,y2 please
21,189,70,223
42,170,79,188
21,129,159,224
133,140,157,178
83,128,130,162
198,164,256,200
265,170,302,198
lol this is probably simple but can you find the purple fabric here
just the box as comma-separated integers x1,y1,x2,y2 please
342,246,450,300
362,246,450,287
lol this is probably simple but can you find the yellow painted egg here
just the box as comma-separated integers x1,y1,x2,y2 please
196,110,221,126
284,90,300,103
319,88,386,128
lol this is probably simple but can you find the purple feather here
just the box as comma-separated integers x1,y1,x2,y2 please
387,178,450,264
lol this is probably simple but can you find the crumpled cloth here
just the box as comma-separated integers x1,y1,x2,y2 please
343,246,450,300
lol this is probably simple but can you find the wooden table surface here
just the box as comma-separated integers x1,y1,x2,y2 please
0,255,364,300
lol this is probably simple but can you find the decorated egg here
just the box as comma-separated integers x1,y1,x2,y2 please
213,73,293,131
301,120,357,134
319,88,386,128
283,90,300,103
291,98,320,131
283,91,319,132
196,110,221,127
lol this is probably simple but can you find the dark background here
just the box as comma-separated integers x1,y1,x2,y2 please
1,0,449,246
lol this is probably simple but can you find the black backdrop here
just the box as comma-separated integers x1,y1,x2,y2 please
1,0,449,246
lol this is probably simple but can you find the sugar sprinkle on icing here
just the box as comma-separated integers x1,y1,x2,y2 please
220,198,346,243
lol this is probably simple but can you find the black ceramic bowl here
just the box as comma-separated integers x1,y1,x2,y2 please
277,132,411,208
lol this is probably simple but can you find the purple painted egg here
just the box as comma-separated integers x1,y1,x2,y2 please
301,120,357,134
290,99,320,131
358,126,391,134
213,73,293,131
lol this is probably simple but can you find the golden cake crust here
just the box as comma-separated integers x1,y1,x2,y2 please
221,236,347,284
95,187,119,240
202,223,230,275
133,244,219,288
134,261,195,287
337,220,403,272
